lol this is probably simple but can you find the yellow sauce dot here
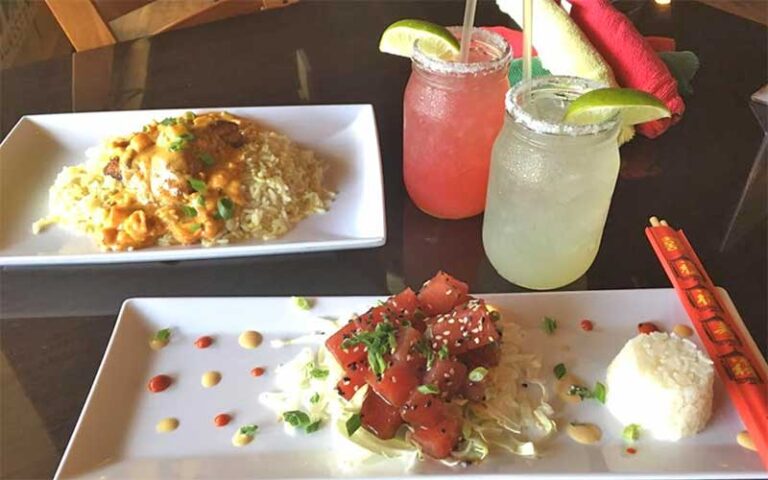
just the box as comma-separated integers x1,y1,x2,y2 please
673,324,694,338
201,371,222,388
232,433,253,447
149,338,168,350
566,422,602,445
737,430,756,451
156,417,179,433
238,330,263,349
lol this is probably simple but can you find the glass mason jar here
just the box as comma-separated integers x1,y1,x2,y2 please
483,76,621,290
403,27,511,219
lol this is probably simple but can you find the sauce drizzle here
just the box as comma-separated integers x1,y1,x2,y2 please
148,374,172,393
195,335,213,348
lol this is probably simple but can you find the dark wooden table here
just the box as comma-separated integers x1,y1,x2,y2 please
1,1,766,478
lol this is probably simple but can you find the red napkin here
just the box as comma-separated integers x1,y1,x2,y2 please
568,0,685,138
482,27,537,59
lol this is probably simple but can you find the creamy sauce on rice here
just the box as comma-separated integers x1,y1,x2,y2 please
32,112,333,251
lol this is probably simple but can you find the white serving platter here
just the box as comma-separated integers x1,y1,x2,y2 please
0,105,385,265
54,288,766,479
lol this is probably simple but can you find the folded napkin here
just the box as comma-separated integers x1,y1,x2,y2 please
495,0,634,142
659,51,700,97
568,0,685,138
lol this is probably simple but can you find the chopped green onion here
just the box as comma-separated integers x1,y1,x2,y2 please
198,151,215,166
553,363,567,380
417,384,439,395
188,178,207,194
345,413,361,436
489,310,501,322
305,420,321,433
542,316,557,335
238,424,258,436
196,195,206,207
184,111,196,121
308,367,329,379
282,410,310,428
188,223,202,233
567,384,592,400
309,392,320,404
341,321,397,376
168,132,195,152
468,367,488,383
292,296,312,310
153,328,171,342
217,197,234,220
159,117,177,126
438,344,449,360
623,424,641,442
181,206,197,217
593,381,607,404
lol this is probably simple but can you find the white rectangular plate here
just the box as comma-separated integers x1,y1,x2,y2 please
0,105,385,265
55,288,765,479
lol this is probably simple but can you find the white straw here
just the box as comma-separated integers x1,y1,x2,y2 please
459,0,478,62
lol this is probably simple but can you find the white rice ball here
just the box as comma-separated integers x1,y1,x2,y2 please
606,331,714,441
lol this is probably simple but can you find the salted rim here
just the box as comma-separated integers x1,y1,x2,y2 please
505,76,620,136
412,27,511,75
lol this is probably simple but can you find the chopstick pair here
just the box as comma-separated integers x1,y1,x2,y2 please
645,216,768,469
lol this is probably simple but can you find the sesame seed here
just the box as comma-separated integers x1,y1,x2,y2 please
448,319,455,324
442,330,450,336
391,376,397,383
488,336,495,342
474,338,480,344
446,289,453,295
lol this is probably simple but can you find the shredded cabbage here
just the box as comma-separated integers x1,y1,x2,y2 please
259,311,556,468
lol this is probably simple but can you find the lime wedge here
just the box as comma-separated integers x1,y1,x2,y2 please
564,88,671,126
379,19,460,60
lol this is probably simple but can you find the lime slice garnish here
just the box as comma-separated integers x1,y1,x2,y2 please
564,88,671,126
379,19,460,60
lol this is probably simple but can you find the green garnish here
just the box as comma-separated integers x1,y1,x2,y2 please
468,367,488,383
168,132,195,152
417,384,439,395
341,321,397,376
309,366,329,379
593,381,607,404
198,152,215,166
438,344,449,360
346,413,361,436
282,410,311,428
310,392,320,404
622,423,641,442
489,310,501,322
567,382,606,403
188,178,207,194
305,420,322,433
217,197,234,220
292,296,312,310
196,195,206,207
568,384,592,400
542,317,557,335
153,328,171,342
188,223,202,233
181,206,197,217
184,111,196,121
413,309,425,321
238,424,258,436
159,117,178,126
554,363,567,380
415,340,435,370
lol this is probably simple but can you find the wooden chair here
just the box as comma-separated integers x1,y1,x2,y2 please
45,0,298,52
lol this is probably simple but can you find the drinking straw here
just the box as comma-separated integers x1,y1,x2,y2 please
459,0,478,62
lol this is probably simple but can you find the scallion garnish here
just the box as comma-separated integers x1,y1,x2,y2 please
345,413,361,436
198,151,215,166
188,178,207,194
468,367,488,383
217,197,234,220
153,328,171,342
181,205,197,217
542,316,557,335
417,384,439,395
238,424,258,436
554,363,567,380
622,423,641,442
341,321,397,376
292,296,312,310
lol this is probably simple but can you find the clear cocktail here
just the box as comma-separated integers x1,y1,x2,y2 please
483,76,621,290
403,27,511,219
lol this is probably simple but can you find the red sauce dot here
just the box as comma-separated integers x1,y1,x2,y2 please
626,447,637,455
251,367,266,377
214,413,231,427
195,336,213,349
148,374,172,393
580,319,594,331
637,322,660,335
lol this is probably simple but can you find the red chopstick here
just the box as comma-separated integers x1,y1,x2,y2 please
645,216,768,469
